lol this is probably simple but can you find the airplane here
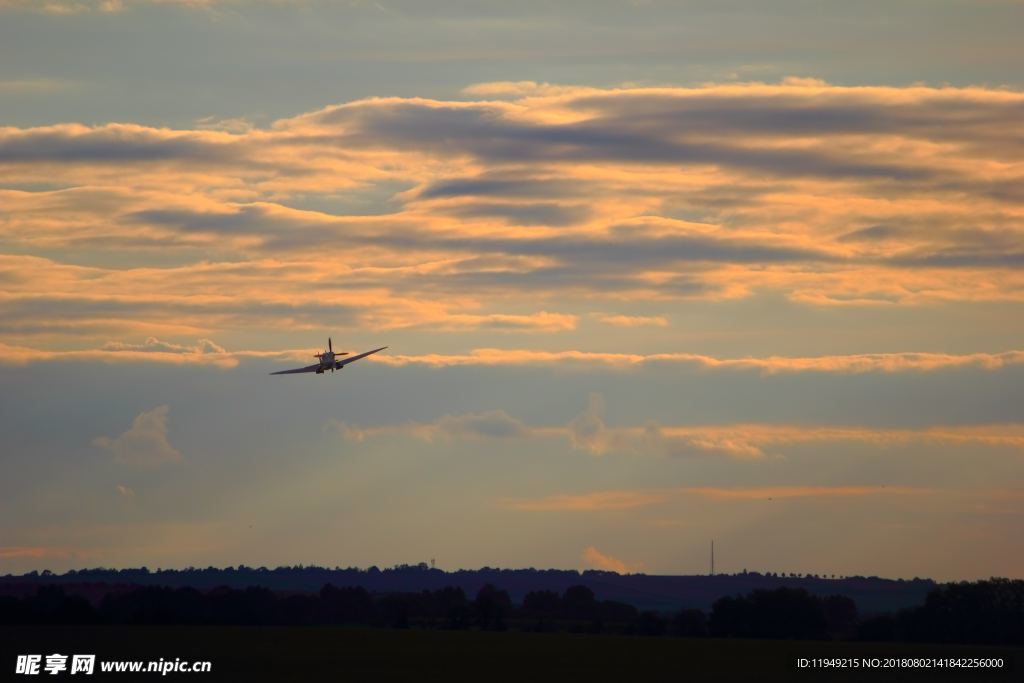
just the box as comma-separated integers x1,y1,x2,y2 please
270,338,387,375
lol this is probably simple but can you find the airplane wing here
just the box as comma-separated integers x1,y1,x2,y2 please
269,363,321,375
335,346,388,369
269,347,387,375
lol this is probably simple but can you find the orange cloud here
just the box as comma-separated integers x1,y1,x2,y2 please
0,340,238,368
508,485,932,513
684,485,927,500
595,314,668,328
656,424,1024,451
0,546,71,559
327,396,1024,459
438,311,578,332
504,490,670,512
582,546,639,574
374,348,1024,374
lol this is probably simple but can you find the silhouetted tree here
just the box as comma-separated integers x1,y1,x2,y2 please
0,596,28,624
822,595,858,639
6,571,1017,645
858,614,899,642
523,590,561,631
377,594,410,629
632,611,667,636
710,588,827,639
597,600,638,626
16,587,96,624
561,585,601,632
904,578,1024,644
671,608,708,637
318,585,374,625
562,585,597,620
474,584,511,630
429,586,470,630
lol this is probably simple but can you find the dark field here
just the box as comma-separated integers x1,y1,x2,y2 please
3,625,1020,682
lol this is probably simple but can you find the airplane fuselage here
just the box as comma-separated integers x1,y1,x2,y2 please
315,350,339,373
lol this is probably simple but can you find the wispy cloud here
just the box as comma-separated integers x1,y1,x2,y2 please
329,395,1024,458
507,485,931,512
330,409,532,444
0,339,239,368
594,313,668,328
0,337,330,368
684,485,926,500
0,79,74,92
0,0,248,13
0,546,73,559
374,348,1024,374
506,490,669,512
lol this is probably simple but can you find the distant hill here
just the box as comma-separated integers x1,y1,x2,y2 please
0,565,934,613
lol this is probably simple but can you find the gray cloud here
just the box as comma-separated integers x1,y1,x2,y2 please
0,295,361,332
891,250,1024,269
314,100,936,180
417,174,586,200
123,205,299,236
378,229,831,266
441,202,591,226
839,225,900,242
93,405,182,467
0,126,243,165
118,203,833,269
567,91,1024,151
434,410,530,439
568,393,610,454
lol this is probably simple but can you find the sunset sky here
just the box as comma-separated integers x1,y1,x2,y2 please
1,0,1022,580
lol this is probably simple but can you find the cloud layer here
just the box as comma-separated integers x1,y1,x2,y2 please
2,80,1023,359
329,396,1024,460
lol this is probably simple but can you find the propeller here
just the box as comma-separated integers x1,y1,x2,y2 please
313,337,347,358
316,337,335,358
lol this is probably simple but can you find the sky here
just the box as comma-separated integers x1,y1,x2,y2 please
1,0,1023,581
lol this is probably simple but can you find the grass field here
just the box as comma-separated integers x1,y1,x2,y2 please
3,625,1020,682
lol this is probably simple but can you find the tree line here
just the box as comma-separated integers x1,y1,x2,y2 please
2,579,1020,644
